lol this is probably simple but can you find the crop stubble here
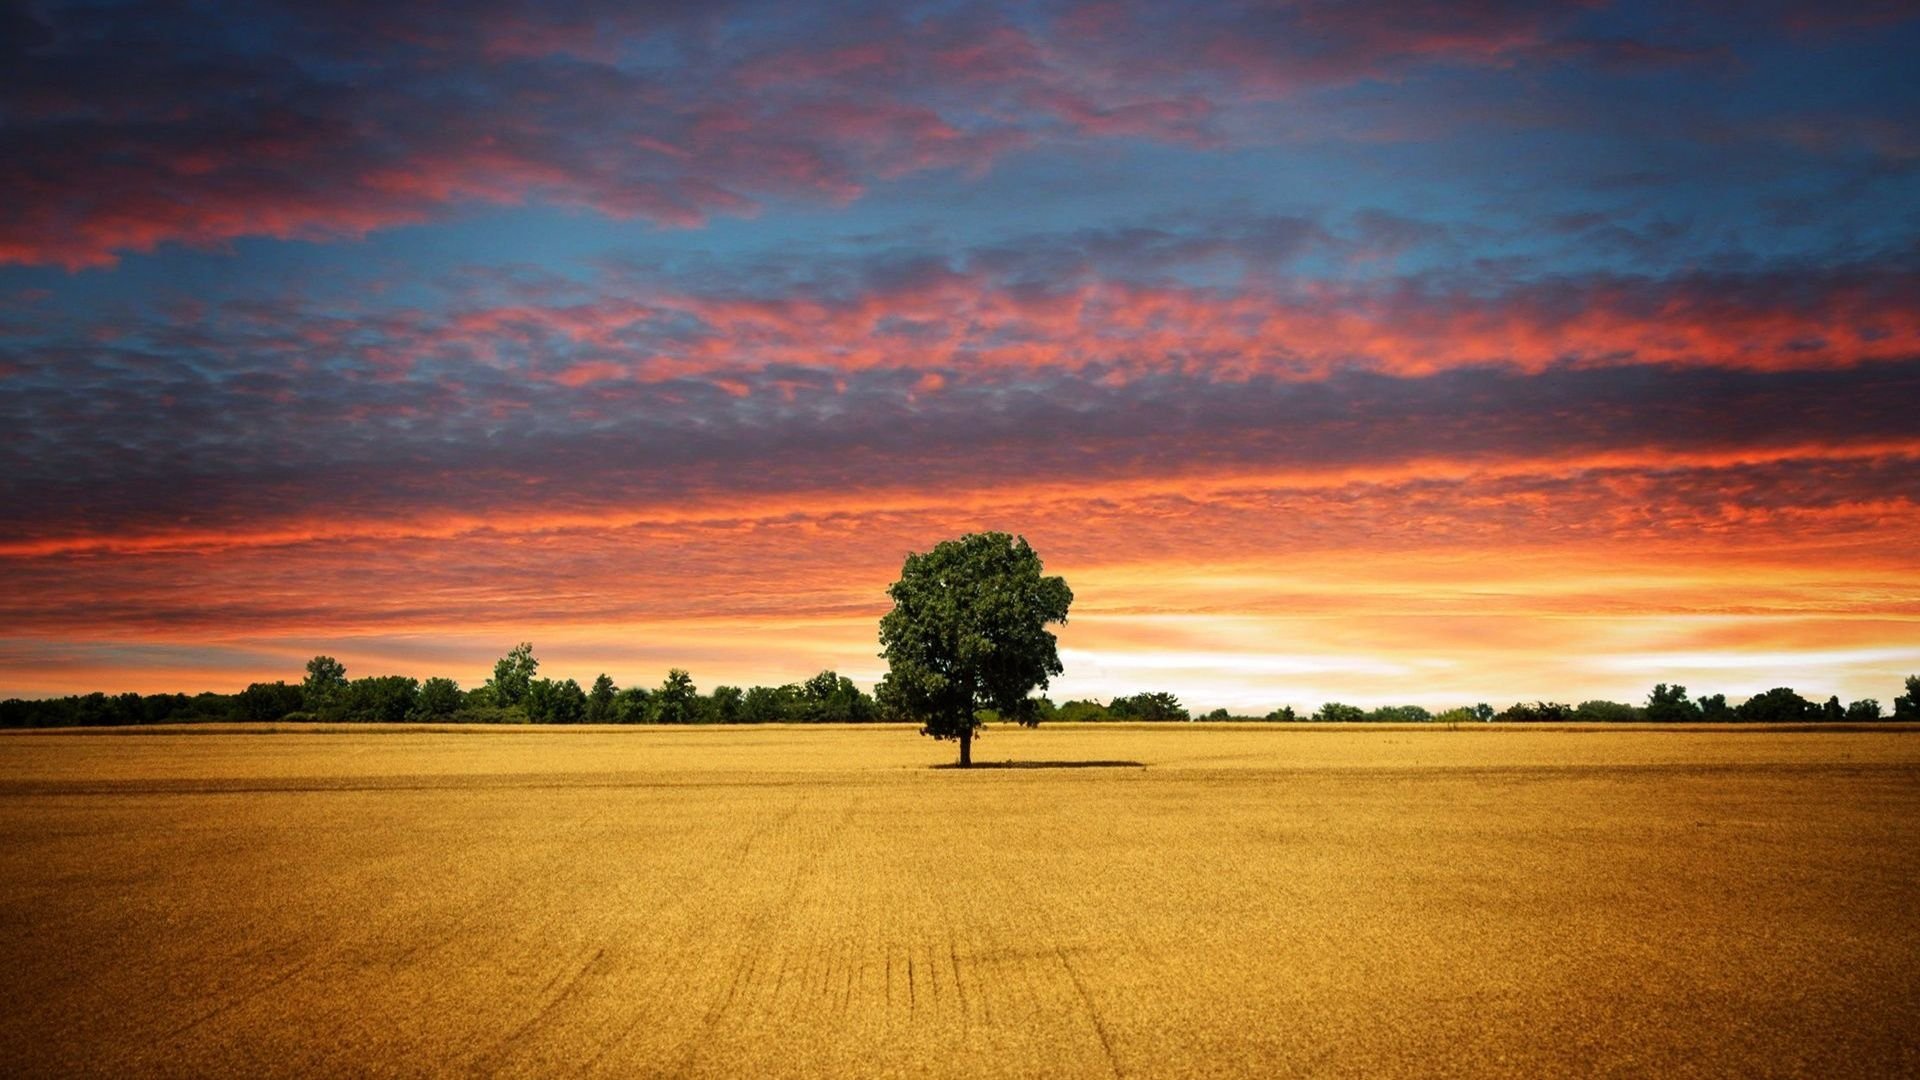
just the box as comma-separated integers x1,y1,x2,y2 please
1,725,1916,1077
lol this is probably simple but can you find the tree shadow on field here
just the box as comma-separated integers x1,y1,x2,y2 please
931,760,1146,770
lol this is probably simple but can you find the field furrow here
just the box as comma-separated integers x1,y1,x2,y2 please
2,725,1917,1077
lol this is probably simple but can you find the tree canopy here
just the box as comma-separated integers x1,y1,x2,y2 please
876,532,1072,766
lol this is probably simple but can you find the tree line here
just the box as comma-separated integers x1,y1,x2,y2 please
1015,680,1919,724
3,646,1916,729
0,644,882,728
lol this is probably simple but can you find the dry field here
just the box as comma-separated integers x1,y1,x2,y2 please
2,724,1917,1077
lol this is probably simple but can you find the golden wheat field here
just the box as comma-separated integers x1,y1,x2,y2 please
2,724,1917,1078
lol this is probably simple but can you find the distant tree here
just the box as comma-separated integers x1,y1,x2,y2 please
1365,705,1431,723
1470,703,1495,722
1496,702,1574,723
612,686,651,724
239,681,304,721
1698,693,1734,722
740,685,793,724
552,679,587,724
1314,702,1366,723
302,655,348,710
585,674,617,724
525,677,587,724
1574,700,1640,723
1434,707,1479,726
1822,695,1846,722
414,677,462,719
707,685,744,724
1109,692,1189,722
487,643,538,708
1054,699,1110,722
1895,676,1920,721
652,669,699,724
798,670,876,723
1644,683,1699,724
1203,707,1232,720
74,690,153,726
877,532,1072,766
341,675,419,723
1736,687,1818,723
1265,706,1298,722
1845,699,1883,722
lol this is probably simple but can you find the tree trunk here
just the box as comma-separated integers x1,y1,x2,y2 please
959,727,972,768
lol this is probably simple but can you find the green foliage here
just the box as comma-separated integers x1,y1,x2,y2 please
1495,701,1575,723
1644,683,1699,723
302,655,347,710
1364,705,1431,723
1574,700,1641,723
877,533,1072,760
1736,687,1818,723
1265,706,1298,722
652,669,699,724
707,685,744,724
585,674,617,724
1204,707,1231,720
413,677,463,719
1313,702,1365,723
449,704,523,724
740,684,792,724
1048,699,1105,722
488,642,538,707
1845,698,1883,722
1109,691,1188,722
1698,693,1734,722
797,670,876,723
338,675,419,723
526,677,587,724
239,681,304,721
1896,676,1920,721
612,687,651,724
1433,707,1479,725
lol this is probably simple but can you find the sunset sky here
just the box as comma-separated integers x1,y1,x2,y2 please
3,1,1917,710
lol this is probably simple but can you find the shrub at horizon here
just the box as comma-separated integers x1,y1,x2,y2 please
1496,702,1575,723
652,669,700,724
525,677,587,724
1109,692,1189,722
1897,677,1920,721
1645,683,1699,723
1575,700,1641,723
414,677,463,720
1699,693,1734,721
1846,699,1883,722
877,532,1072,767
585,674,617,724
1737,687,1819,723
796,670,876,723
240,681,304,722
302,655,347,711
487,643,538,708
337,675,419,723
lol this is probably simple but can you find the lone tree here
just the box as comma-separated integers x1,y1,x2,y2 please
877,532,1072,767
